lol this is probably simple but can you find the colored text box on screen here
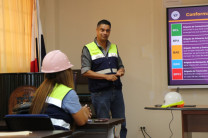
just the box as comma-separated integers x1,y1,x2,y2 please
172,69,183,80
172,60,183,68
172,45,182,59
171,24,182,36
171,36,182,45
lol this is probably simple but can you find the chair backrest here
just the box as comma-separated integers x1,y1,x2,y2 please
4,114,54,131
8,86,37,114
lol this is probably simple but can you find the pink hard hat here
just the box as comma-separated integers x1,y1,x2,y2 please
41,50,74,73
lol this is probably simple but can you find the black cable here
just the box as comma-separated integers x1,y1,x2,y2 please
143,127,151,138
140,127,146,138
169,110,174,138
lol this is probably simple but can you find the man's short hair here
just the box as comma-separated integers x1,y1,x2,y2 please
97,19,111,28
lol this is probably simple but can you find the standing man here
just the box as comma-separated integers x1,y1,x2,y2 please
81,19,127,138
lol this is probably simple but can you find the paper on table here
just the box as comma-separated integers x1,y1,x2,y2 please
0,131,32,136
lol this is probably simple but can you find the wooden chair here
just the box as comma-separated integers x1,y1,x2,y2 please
8,86,37,114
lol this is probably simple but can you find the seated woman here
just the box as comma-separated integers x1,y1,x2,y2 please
30,50,91,130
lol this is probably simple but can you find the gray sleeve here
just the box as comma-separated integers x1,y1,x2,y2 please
81,46,91,74
62,90,82,114
118,55,124,69
117,45,124,69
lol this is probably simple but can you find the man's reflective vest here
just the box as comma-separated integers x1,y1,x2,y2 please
86,42,122,92
45,84,73,130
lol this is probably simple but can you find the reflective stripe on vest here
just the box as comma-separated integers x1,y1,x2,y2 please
50,118,70,129
86,42,118,60
86,42,118,74
45,84,72,129
46,84,72,108
96,68,118,74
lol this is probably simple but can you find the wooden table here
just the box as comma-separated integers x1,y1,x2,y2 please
1,119,124,138
0,130,72,138
145,105,208,138
76,118,125,138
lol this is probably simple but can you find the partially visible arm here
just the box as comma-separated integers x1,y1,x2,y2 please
116,46,125,77
81,46,91,74
72,105,91,126
116,67,125,77
118,55,124,69
62,90,91,126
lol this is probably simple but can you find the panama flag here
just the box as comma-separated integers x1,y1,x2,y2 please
30,0,46,72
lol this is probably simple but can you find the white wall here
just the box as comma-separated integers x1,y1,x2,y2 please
39,0,208,137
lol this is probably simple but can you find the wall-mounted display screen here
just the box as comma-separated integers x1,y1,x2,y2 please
167,5,208,88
